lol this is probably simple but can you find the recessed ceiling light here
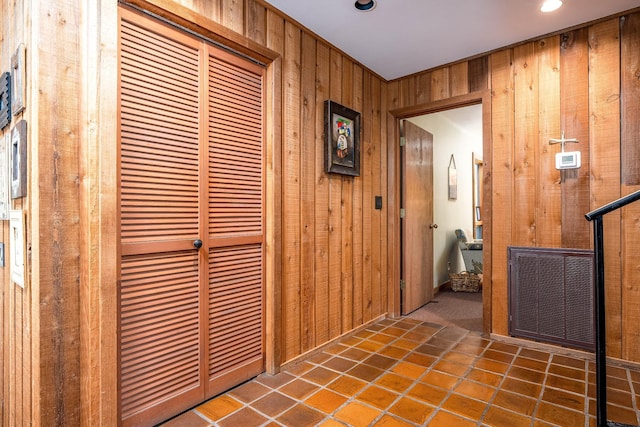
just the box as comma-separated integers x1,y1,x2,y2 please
541,0,562,12
355,0,375,11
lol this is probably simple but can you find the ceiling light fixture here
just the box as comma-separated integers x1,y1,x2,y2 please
354,0,375,11
540,0,562,12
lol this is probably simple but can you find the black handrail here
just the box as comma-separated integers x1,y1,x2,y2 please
585,189,640,427
585,190,640,221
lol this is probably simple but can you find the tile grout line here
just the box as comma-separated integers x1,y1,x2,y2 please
185,316,640,427
420,327,483,426
321,318,469,426
528,346,552,427
474,343,522,426
331,318,447,426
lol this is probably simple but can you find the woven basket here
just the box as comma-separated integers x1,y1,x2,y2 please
449,272,481,292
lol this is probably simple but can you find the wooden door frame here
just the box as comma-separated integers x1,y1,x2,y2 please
387,91,492,334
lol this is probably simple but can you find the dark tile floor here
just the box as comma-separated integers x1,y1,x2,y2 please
161,317,640,426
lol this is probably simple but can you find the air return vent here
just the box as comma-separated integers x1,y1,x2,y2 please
508,246,594,351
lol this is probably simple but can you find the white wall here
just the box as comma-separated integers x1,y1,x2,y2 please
407,104,482,289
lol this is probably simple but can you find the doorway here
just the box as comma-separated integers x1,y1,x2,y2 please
394,93,490,333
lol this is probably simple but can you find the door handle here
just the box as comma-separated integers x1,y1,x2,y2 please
429,224,438,229
193,239,203,249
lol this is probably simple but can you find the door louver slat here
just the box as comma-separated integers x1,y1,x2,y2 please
209,245,263,379
121,18,200,245
120,251,200,419
209,56,263,238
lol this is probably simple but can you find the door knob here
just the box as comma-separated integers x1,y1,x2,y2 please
429,224,438,229
193,239,203,249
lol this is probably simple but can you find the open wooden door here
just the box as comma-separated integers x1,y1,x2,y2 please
401,120,435,315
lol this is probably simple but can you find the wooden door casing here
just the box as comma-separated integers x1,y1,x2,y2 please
401,121,434,315
119,8,265,426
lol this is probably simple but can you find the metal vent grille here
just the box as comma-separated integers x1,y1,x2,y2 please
509,246,594,351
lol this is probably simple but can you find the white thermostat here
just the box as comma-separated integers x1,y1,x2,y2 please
555,151,581,170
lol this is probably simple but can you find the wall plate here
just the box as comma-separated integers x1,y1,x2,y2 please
9,209,24,287
0,132,9,219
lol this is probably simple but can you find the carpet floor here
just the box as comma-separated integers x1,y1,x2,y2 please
406,287,483,332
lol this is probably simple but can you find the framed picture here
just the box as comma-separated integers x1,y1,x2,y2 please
0,71,10,130
448,154,457,200
11,119,27,199
0,132,10,219
11,44,26,116
324,100,360,176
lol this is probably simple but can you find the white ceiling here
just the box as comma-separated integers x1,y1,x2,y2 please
263,0,640,80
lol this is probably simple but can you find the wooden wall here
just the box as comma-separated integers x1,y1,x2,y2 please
161,0,392,364
1,1,32,425
272,1,388,362
2,0,639,425
388,11,640,361
1,0,119,426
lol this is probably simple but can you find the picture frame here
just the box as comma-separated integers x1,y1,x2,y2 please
11,119,27,199
0,71,10,130
0,132,10,219
448,154,457,200
324,100,360,176
11,44,26,116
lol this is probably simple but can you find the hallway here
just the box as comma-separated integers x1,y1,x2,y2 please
161,317,640,426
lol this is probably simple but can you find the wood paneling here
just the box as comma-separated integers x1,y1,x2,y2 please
80,2,120,426
34,1,83,425
341,57,354,332
264,8,284,373
314,41,331,346
589,19,622,358
468,56,489,92
300,32,317,352
5,0,640,425
489,49,515,336
513,42,538,247
560,29,590,249
620,12,640,360
361,72,373,323
536,37,561,248
388,11,640,357
282,20,302,362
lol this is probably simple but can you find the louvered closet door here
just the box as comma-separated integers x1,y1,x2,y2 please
206,48,265,398
119,10,206,427
119,8,265,426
